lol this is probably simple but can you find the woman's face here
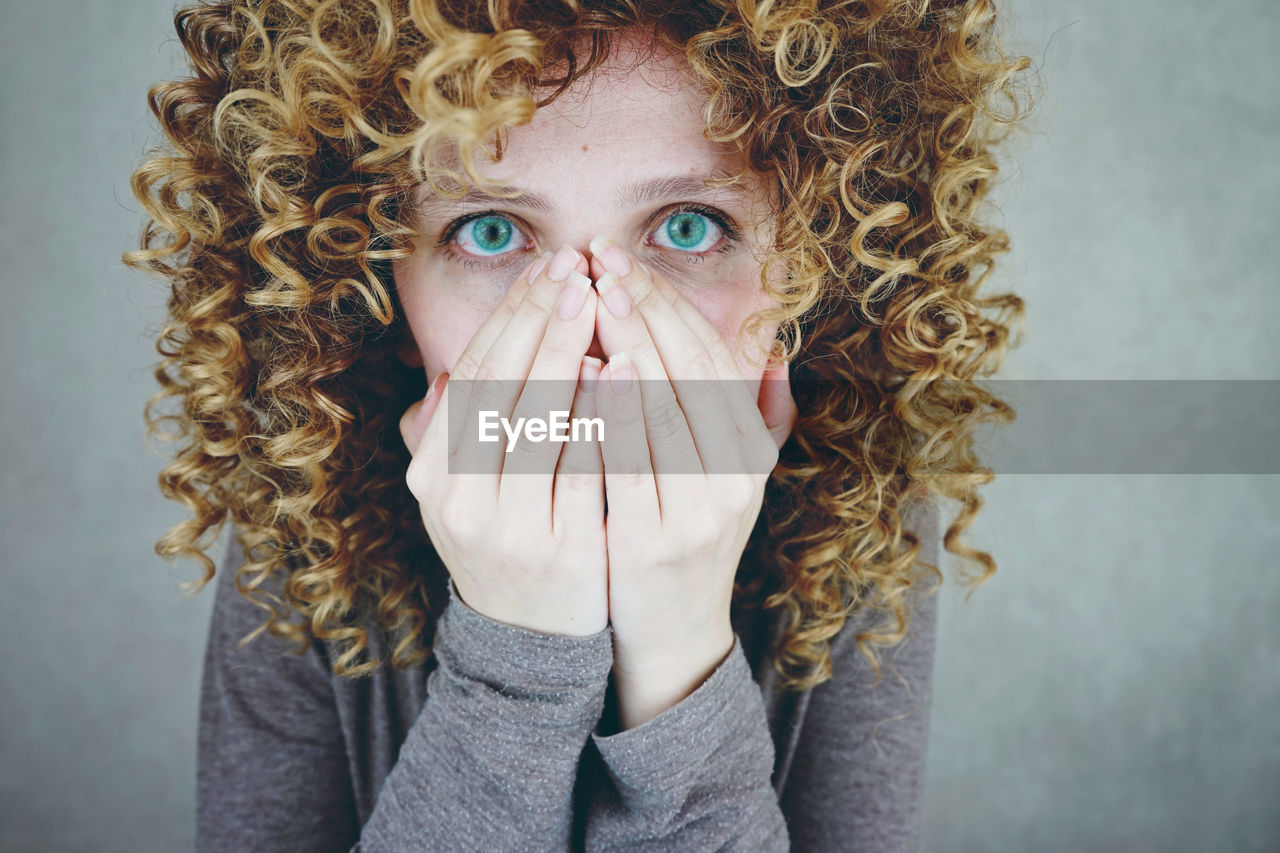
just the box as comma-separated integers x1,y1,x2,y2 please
393,31,783,388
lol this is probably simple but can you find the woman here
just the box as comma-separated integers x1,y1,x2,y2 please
125,0,1033,849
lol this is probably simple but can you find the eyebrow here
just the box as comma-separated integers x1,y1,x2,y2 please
414,170,754,218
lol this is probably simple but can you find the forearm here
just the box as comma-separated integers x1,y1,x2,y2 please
360,579,615,852
583,633,789,852
608,627,735,732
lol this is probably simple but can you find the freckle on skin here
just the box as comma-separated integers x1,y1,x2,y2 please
582,144,589,152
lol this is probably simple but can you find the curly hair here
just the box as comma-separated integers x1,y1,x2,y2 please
123,0,1037,692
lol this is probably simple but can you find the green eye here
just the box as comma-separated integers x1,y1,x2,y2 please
667,213,706,248
653,210,721,253
459,215,516,255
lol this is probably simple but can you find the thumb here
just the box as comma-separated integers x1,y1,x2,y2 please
400,371,449,455
757,360,797,451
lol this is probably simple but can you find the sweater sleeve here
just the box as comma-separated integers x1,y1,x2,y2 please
578,498,943,852
581,634,790,851
196,536,615,853
360,576,615,851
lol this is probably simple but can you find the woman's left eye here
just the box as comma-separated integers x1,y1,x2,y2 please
650,210,724,254
452,214,529,257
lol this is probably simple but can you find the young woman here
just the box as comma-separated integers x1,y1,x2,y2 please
125,0,1033,849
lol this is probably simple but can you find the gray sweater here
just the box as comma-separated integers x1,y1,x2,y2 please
196,500,940,852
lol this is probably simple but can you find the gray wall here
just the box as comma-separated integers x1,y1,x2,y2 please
1,1,1275,850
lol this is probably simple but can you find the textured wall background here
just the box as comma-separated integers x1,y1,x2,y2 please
1,1,1275,850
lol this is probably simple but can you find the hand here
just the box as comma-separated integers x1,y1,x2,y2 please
587,236,797,728
398,246,610,637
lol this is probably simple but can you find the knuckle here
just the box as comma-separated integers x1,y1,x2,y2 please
536,336,582,364
617,469,652,488
728,475,759,507
405,470,424,500
646,400,688,439
505,440,550,472
521,277,561,314
555,469,598,492
676,510,718,549
555,459,586,479
606,450,651,477
693,352,719,380
602,393,644,427
679,352,717,381
405,456,430,497
707,471,753,509
750,433,781,472
451,350,483,381
469,374,511,409
557,450,598,478
631,278,664,311
438,499,479,542
471,362,505,385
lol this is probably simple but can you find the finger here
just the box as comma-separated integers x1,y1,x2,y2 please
757,359,798,453
437,252,549,483
587,244,702,481
639,258,777,461
404,375,454,509
447,250,550,382
594,294,704,487
591,235,739,475
640,261,742,379
400,370,449,455
499,275,596,519
552,355,605,535
596,353,660,525
451,244,586,480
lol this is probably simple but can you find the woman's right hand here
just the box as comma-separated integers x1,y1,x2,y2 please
398,246,609,637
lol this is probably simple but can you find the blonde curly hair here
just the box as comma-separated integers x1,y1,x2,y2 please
123,0,1037,692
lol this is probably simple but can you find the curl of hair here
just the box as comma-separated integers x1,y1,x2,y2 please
124,0,1039,691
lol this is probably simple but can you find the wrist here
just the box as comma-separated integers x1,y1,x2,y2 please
611,628,736,731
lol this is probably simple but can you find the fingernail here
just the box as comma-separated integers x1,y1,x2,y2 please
590,234,633,276
547,244,579,281
579,355,602,393
528,251,553,281
557,271,591,320
595,272,632,319
608,352,633,394
419,373,447,429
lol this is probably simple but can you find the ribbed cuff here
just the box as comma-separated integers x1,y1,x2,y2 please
589,633,769,797
435,576,615,691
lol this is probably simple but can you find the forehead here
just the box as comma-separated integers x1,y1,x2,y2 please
414,31,768,210
537,31,704,127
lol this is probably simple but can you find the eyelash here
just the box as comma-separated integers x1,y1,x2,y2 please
435,204,741,270
436,209,527,271
646,204,740,262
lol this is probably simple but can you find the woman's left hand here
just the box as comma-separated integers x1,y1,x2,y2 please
587,236,797,731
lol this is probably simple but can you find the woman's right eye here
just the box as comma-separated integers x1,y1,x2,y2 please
450,214,530,258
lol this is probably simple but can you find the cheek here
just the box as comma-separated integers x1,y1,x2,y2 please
395,256,513,379
681,280,780,384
